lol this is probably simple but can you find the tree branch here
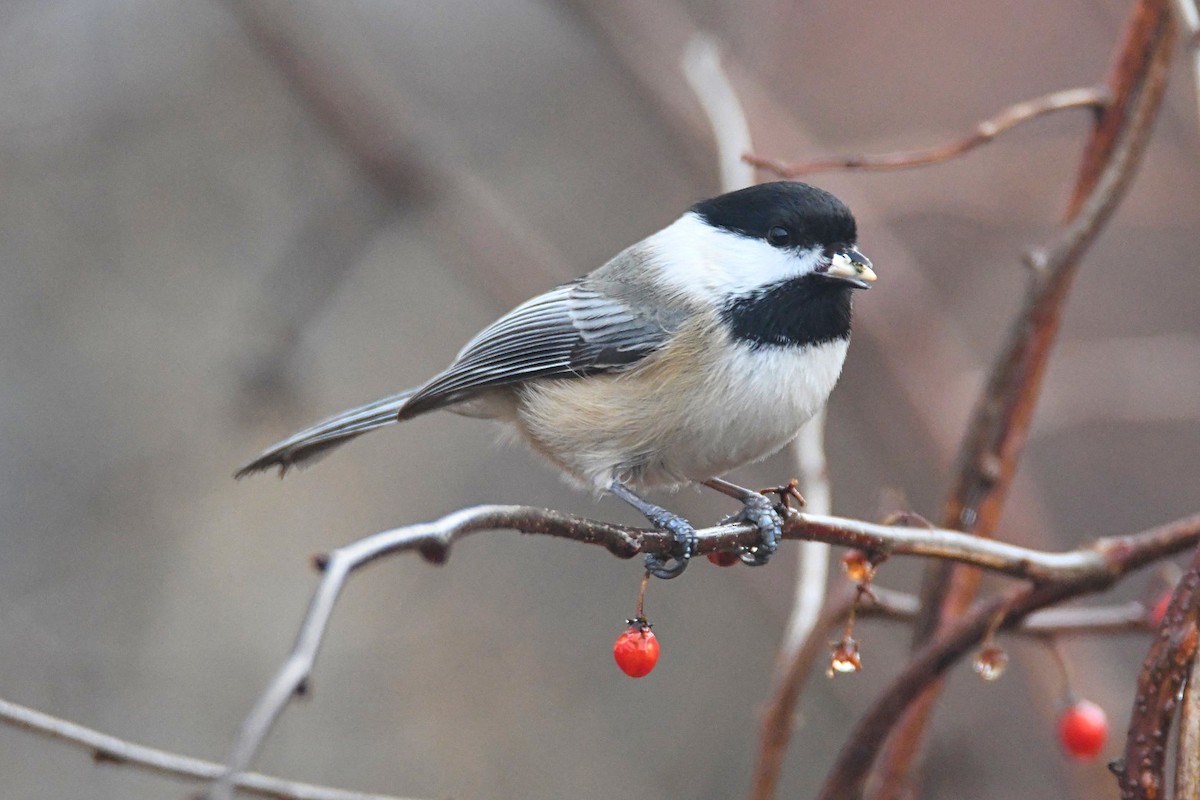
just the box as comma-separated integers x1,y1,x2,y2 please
0,696,411,800
745,87,1109,178
206,504,1200,799
874,1,1176,793
1116,545,1200,799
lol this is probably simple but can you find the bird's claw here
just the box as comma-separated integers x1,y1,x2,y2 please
643,513,696,579
726,492,783,567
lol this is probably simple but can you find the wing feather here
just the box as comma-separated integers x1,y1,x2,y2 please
399,281,672,418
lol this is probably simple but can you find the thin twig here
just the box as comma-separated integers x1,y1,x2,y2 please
1116,545,1200,799
746,86,1109,178
0,696,410,800
873,2,1176,794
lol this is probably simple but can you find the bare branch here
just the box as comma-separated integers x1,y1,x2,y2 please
876,1,1177,792
750,586,1155,800
746,87,1109,178
819,583,1080,800
0,696,411,800
208,503,1200,799
1116,546,1200,799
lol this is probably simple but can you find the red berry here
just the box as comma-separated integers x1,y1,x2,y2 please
1058,699,1108,759
613,621,659,678
707,550,739,567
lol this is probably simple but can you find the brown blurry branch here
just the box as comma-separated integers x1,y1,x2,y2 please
850,0,1177,794
206,504,1200,799
746,87,1110,177
1116,546,1200,799
0,697,410,800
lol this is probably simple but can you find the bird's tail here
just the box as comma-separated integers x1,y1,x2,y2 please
235,389,416,479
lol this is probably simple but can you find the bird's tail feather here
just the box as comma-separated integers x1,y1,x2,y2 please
235,389,416,479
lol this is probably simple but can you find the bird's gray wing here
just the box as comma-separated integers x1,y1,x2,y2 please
399,280,674,418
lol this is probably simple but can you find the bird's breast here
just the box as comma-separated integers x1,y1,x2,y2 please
513,319,850,492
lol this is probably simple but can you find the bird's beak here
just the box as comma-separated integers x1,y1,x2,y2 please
822,247,876,289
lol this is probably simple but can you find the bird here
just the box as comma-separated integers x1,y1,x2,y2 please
237,181,875,578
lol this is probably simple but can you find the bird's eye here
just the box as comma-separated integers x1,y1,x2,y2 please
767,226,791,247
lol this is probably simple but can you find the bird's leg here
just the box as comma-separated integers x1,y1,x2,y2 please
702,477,783,567
609,481,695,579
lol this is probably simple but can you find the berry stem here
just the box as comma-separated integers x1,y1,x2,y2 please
1044,636,1077,702
636,570,650,619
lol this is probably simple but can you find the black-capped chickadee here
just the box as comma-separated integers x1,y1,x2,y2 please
238,181,875,578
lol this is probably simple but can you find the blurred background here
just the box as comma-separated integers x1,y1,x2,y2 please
0,1,1198,798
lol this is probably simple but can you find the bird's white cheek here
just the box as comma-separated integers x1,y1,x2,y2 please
646,213,823,301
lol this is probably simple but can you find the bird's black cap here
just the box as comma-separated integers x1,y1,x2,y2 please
690,181,857,249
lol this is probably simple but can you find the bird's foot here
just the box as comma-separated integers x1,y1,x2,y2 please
642,508,696,579
725,492,783,567
609,481,696,579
